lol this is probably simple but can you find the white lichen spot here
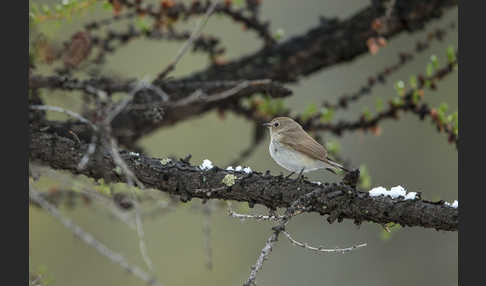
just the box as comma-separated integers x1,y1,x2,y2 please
230,165,252,173
369,186,387,197
243,167,252,174
311,181,322,186
404,192,417,200
160,158,171,165
389,186,406,199
222,174,237,187
444,200,458,208
369,185,416,200
200,159,214,170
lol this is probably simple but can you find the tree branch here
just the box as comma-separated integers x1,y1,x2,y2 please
29,126,458,232
168,0,457,83
30,1,456,147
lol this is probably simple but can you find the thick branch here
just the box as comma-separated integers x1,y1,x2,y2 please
168,0,457,83
29,126,458,232
29,78,291,146
30,1,456,146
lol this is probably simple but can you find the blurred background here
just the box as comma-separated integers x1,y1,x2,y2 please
29,1,458,285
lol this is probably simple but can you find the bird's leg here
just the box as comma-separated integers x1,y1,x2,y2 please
295,168,306,182
285,171,295,179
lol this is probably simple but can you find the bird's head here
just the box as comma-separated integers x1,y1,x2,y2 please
263,117,302,137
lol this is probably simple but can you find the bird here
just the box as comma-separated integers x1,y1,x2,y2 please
263,117,349,178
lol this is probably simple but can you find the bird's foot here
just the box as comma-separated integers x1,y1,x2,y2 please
285,171,295,179
294,168,306,182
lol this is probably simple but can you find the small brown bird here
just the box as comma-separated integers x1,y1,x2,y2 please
263,117,349,176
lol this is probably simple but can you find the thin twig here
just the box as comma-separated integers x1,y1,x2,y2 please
106,137,156,276
171,79,271,107
228,210,284,222
104,78,169,125
243,231,280,286
29,105,98,131
29,187,162,286
108,137,144,188
29,105,100,171
281,231,367,253
133,200,155,274
77,134,98,170
156,2,218,80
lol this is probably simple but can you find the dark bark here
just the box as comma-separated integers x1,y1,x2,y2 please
29,1,457,146
29,126,458,232
168,0,457,83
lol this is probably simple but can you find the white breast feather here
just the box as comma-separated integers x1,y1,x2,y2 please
269,139,328,172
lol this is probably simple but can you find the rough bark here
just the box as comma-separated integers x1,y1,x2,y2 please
29,1,457,146
169,0,457,83
29,126,458,232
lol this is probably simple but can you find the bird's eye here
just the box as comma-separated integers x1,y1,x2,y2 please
274,122,279,127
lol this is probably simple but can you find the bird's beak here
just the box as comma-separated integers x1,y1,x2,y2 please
263,122,272,127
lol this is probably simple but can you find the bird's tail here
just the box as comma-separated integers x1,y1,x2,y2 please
325,157,350,173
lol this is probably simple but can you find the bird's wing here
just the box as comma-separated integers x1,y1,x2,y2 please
279,128,328,162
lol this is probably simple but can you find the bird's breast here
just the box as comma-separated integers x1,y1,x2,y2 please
269,139,325,172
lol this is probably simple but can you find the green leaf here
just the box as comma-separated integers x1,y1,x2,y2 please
102,0,113,11
320,107,334,122
302,103,318,121
380,223,401,241
259,96,286,116
274,99,286,114
438,103,449,113
362,107,372,121
31,3,39,13
392,97,403,107
358,165,371,189
412,90,420,104
375,98,384,112
394,80,405,96
451,111,458,127
325,141,341,155
426,63,434,77
274,28,285,41
42,4,51,14
430,54,439,69
233,0,244,7
136,17,151,32
436,103,449,124
409,75,417,89
447,45,456,64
